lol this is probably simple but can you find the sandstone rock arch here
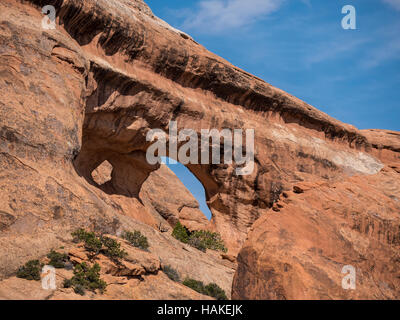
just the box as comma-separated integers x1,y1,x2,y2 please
1,0,399,299
7,0,386,257
71,70,263,253
70,54,387,254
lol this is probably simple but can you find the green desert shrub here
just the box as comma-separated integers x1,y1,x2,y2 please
172,222,190,243
71,229,102,254
122,230,149,251
71,229,127,260
101,236,127,259
16,260,43,281
71,228,90,243
183,278,227,300
183,278,205,293
189,230,227,253
187,236,207,252
172,223,227,253
204,283,228,300
63,262,106,295
47,250,69,268
162,265,180,282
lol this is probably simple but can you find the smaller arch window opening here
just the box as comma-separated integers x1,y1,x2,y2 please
91,160,113,186
162,157,212,220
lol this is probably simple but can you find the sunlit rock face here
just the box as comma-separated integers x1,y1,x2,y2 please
232,170,400,300
0,0,399,299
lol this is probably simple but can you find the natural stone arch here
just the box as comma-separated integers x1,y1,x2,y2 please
73,114,261,254
73,58,381,254
72,71,266,254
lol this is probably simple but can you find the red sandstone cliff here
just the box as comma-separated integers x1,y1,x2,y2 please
0,0,399,299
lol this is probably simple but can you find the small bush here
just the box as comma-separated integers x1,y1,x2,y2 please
16,260,43,281
162,265,180,282
63,262,106,295
188,236,207,252
183,278,205,293
71,229,126,260
122,230,149,251
71,228,90,243
183,278,227,300
172,222,190,243
63,278,72,288
72,229,102,254
47,250,69,268
72,283,85,296
101,236,127,259
189,230,227,253
204,283,228,300
172,223,227,253
85,236,103,254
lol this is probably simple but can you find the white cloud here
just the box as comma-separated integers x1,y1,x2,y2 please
305,38,370,66
361,38,400,68
182,0,283,32
359,21,400,68
300,0,312,8
382,0,400,10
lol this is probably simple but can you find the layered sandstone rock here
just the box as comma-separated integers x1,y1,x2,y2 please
0,234,216,300
0,0,399,300
233,167,400,299
232,129,400,299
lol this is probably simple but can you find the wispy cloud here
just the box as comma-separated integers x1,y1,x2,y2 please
359,21,400,68
361,38,400,68
181,0,284,33
365,41,400,68
382,0,400,10
300,0,312,8
305,38,370,66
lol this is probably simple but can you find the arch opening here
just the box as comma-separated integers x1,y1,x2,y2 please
91,160,113,187
161,157,212,220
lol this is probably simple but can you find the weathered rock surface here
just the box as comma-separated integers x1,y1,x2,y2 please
233,167,400,299
0,234,216,300
0,0,399,300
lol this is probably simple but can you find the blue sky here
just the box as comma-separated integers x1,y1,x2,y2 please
161,157,212,219
147,0,400,131
148,0,400,218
